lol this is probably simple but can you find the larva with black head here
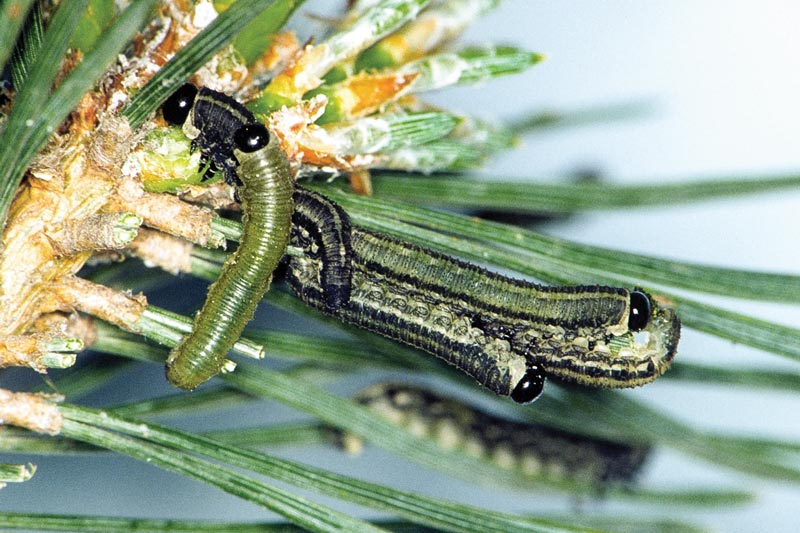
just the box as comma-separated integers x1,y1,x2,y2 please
162,83,258,186
165,123,293,389
286,208,680,403
161,84,353,310
344,383,651,488
287,222,546,403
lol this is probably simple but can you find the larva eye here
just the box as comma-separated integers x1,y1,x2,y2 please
162,83,198,125
234,124,270,153
510,367,545,404
628,290,652,332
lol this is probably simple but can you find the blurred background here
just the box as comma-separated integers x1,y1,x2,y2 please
1,1,799,531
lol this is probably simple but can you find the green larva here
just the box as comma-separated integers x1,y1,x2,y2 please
165,123,293,389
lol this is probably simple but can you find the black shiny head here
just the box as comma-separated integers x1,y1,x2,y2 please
234,123,270,153
510,367,546,404
162,83,198,125
628,290,652,331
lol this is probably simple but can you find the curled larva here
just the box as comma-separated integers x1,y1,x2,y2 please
292,186,353,311
165,123,293,389
286,204,680,403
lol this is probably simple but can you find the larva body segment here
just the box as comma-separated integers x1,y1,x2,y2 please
292,186,354,311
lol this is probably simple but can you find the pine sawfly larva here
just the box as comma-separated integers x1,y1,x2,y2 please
285,192,680,403
165,123,293,389
161,83,354,310
341,382,651,487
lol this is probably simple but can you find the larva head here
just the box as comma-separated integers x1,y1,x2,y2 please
162,83,198,126
634,294,681,380
603,290,679,385
234,123,270,153
517,288,680,389
627,290,652,331
232,123,291,177
510,366,546,404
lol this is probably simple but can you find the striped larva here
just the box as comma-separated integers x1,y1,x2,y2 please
291,186,353,311
285,192,680,403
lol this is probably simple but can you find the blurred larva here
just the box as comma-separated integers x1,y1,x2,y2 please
344,382,651,487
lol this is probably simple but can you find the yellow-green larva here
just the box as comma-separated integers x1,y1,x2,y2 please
162,84,354,312
165,123,293,389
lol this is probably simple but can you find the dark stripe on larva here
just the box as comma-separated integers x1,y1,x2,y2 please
288,264,525,395
166,129,293,390
352,383,651,487
287,228,530,397
351,229,629,329
292,186,353,310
